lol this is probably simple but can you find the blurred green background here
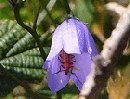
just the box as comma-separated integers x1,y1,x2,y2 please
0,0,130,99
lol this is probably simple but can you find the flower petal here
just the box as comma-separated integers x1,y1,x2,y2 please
80,22,98,56
62,19,81,53
47,65,70,93
43,24,63,69
74,19,98,55
70,53,92,90
87,31,98,56
61,18,98,55
51,51,62,74
43,18,97,66
44,24,63,62
43,60,51,69
70,74,83,91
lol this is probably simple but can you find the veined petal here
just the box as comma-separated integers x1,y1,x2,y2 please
43,24,63,69
87,31,98,56
70,74,83,91
43,18,97,63
70,53,92,90
62,19,81,53
74,19,98,55
47,65,70,93
80,22,98,55
51,51,62,74
45,25,63,62
74,19,88,54
62,18,98,55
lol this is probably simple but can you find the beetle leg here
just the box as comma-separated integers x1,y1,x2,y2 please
60,54,62,58
71,55,75,59
61,65,65,69
53,70,61,74
58,57,61,62
58,56,64,64
58,55,65,64
71,55,76,64
71,62,73,65
53,65,65,75
73,60,76,62
71,60,76,65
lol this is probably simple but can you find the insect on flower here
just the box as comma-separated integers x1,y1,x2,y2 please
54,49,83,84
55,49,76,75
43,18,98,93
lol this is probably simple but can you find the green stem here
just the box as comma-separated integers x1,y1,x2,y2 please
56,90,62,99
63,0,71,14
13,4,47,61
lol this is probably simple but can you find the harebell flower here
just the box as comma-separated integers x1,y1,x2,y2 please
43,18,98,93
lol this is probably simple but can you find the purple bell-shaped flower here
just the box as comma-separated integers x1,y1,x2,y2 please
43,18,98,93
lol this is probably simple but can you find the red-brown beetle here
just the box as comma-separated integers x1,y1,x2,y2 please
53,49,82,85
58,49,76,75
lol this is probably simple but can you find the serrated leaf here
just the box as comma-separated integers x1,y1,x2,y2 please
0,19,50,80
0,20,10,35
6,33,36,57
2,64,45,78
6,29,50,57
0,20,27,59
0,46,51,78
23,47,50,56
1,53,42,68
1,47,49,79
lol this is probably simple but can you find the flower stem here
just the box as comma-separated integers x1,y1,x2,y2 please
63,0,71,14
56,90,62,99
13,3,47,61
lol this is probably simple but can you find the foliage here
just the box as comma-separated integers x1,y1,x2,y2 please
0,0,129,99
0,19,51,98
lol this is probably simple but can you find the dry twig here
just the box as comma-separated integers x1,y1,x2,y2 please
78,3,130,99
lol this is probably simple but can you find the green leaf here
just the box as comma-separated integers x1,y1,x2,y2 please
0,20,50,79
0,20,27,59
6,33,36,57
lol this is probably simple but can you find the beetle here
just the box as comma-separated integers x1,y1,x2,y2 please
58,49,76,75
53,49,82,85
53,49,77,75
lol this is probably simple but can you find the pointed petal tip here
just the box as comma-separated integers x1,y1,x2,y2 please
47,67,70,94
42,60,51,69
